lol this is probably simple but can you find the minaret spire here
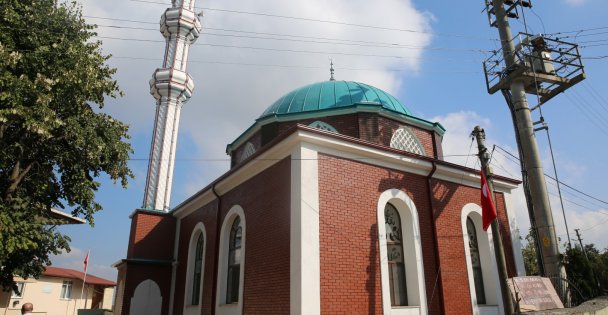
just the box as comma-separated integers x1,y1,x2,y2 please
329,59,335,81
143,0,202,211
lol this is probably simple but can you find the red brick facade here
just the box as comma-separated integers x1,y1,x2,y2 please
121,159,292,315
317,154,516,315
120,115,519,315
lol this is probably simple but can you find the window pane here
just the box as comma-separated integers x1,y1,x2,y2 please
227,216,243,304
61,281,72,299
387,244,404,263
384,203,408,306
390,263,408,306
191,273,201,305
12,283,24,298
467,218,486,304
226,265,240,303
191,233,204,305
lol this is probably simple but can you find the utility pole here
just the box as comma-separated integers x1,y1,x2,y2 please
574,228,600,292
483,0,571,278
473,126,514,315
574,229,589,261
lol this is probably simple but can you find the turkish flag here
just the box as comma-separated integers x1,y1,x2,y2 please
481,170,497,231
84,252,89,273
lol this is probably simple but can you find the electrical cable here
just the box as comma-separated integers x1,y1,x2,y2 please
90,24,493,53
127,0,499,41
493,145,608,206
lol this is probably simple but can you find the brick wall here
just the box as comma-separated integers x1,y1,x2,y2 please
120,211,176,315
317,154,441,315
127,210,176,260
318,153,516,315
432,180,515,315
174,201,219,315
174,157,292,315
231,113,440,168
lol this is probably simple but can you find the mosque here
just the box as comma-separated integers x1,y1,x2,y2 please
112,1,525,314
114,80,525,315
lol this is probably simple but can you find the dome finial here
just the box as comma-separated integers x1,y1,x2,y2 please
329,58,335,81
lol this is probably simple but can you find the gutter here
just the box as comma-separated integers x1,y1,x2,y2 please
210,183,222,314
426,160,446,315
168,217,181,315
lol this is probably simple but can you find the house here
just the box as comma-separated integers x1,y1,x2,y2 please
114,80,525,315
1,266,115,315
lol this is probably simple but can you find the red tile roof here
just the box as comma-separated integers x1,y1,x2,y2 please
44,267,116,286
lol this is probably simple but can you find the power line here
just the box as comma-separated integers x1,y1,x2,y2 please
493,145,608,206
90,24,492,53
568,89,608,133
95,35,487,62
547,25,608,36
126,0,498,41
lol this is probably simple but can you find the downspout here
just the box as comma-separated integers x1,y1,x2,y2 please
426,160,446,315
211,183,222,314
168,215,181,315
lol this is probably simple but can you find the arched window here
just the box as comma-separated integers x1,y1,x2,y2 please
467,217,486,305
385,203,408,306
238,142,256,163
308,120,338,133
390,126,425,156
192,233,204,305
461,204,499,313
226,216,242,304
377,189,428,315
185,224,206,314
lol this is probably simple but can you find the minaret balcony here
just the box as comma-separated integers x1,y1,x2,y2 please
149,68,195,103
160,7,202,42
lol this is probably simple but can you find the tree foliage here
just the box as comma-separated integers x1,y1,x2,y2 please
0,0,133,290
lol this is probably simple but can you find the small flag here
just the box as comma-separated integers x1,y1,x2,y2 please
481,170,497,231
84,252,89,273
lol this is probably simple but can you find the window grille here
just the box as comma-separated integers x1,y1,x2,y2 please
390,127,425,156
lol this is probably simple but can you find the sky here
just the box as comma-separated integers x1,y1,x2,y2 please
50,0,608,280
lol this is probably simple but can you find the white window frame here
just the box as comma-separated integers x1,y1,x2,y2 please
461,203,502,315
377,189,427,315
184,222,207,315
60,280,73,300
215,205,246,315
390,126,426,156
308,121,338,133
11,282,25,299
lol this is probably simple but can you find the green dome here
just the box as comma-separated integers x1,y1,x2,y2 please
260,81,411,118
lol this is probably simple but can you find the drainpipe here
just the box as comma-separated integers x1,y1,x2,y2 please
168,216,181,315
211,183,222,314
426,160,446,315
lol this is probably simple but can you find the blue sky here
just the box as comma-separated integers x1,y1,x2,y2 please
51,0,608,280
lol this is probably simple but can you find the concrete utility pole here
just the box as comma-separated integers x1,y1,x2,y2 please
473,126,514,315
489,0,562,278
574,229,589,261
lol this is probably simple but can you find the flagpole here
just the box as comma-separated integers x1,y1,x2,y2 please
473,126,514,315
75,250,90,315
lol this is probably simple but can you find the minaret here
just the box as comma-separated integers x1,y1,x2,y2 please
143,0,202,211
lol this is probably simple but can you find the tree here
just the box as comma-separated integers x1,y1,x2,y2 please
0,0,133,290
522,229,540,276
522,229,608,304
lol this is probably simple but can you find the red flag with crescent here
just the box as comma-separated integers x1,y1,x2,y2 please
481,170,497,231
